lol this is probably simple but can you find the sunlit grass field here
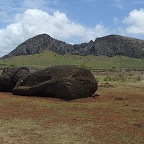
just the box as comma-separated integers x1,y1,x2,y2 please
0,50,144,69
0,51,144,143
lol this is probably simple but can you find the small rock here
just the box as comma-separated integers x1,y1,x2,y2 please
114,97,124,101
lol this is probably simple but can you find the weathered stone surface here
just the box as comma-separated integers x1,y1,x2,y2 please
2,34,144,59
13,65,97,100
0,67,30,92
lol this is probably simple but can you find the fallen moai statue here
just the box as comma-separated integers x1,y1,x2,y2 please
0,67,30,92
12,65,97,100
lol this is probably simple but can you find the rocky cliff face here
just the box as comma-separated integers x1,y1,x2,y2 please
2,34,144,59
93,35,144,58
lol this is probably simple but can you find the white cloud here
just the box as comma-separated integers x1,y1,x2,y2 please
0,9,109,57
113,17,119,24
123,9,144,34
0,0,60,25
112,0,125,9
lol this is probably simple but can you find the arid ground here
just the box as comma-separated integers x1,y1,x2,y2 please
0,81,143,144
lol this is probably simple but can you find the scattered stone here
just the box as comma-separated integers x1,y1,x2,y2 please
133,123,143,128
114,97,124,100
98,83,113,88
91,93,99,98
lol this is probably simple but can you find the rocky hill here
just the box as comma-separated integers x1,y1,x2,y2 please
2,34,144,59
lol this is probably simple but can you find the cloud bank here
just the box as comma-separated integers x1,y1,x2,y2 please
0,9,109,56
123,9,144,34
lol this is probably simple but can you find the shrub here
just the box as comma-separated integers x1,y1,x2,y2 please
137,75,141,81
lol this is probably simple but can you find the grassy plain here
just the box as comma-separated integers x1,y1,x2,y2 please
0,81,144,144
0,51,144,143
0,50,144,69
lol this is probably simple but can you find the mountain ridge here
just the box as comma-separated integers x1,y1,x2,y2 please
2,34,144,59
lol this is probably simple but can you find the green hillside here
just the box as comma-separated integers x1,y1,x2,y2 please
0,50,144,69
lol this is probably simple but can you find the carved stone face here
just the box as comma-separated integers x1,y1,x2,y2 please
12,65,97,100
0,67,30,92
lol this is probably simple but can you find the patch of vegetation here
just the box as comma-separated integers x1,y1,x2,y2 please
92,68,144,83
0,50,144,69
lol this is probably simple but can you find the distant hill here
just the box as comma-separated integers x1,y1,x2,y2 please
2,34,144,59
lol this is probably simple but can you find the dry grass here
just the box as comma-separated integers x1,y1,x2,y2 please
0,81,144,144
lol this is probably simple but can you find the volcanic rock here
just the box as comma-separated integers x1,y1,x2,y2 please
2,34,144,59
13,65,97,100
0,67,30,92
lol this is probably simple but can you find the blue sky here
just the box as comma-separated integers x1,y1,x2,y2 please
0,0,144,56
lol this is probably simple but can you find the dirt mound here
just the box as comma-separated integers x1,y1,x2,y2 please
0,67,30,92
13,65,97,100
